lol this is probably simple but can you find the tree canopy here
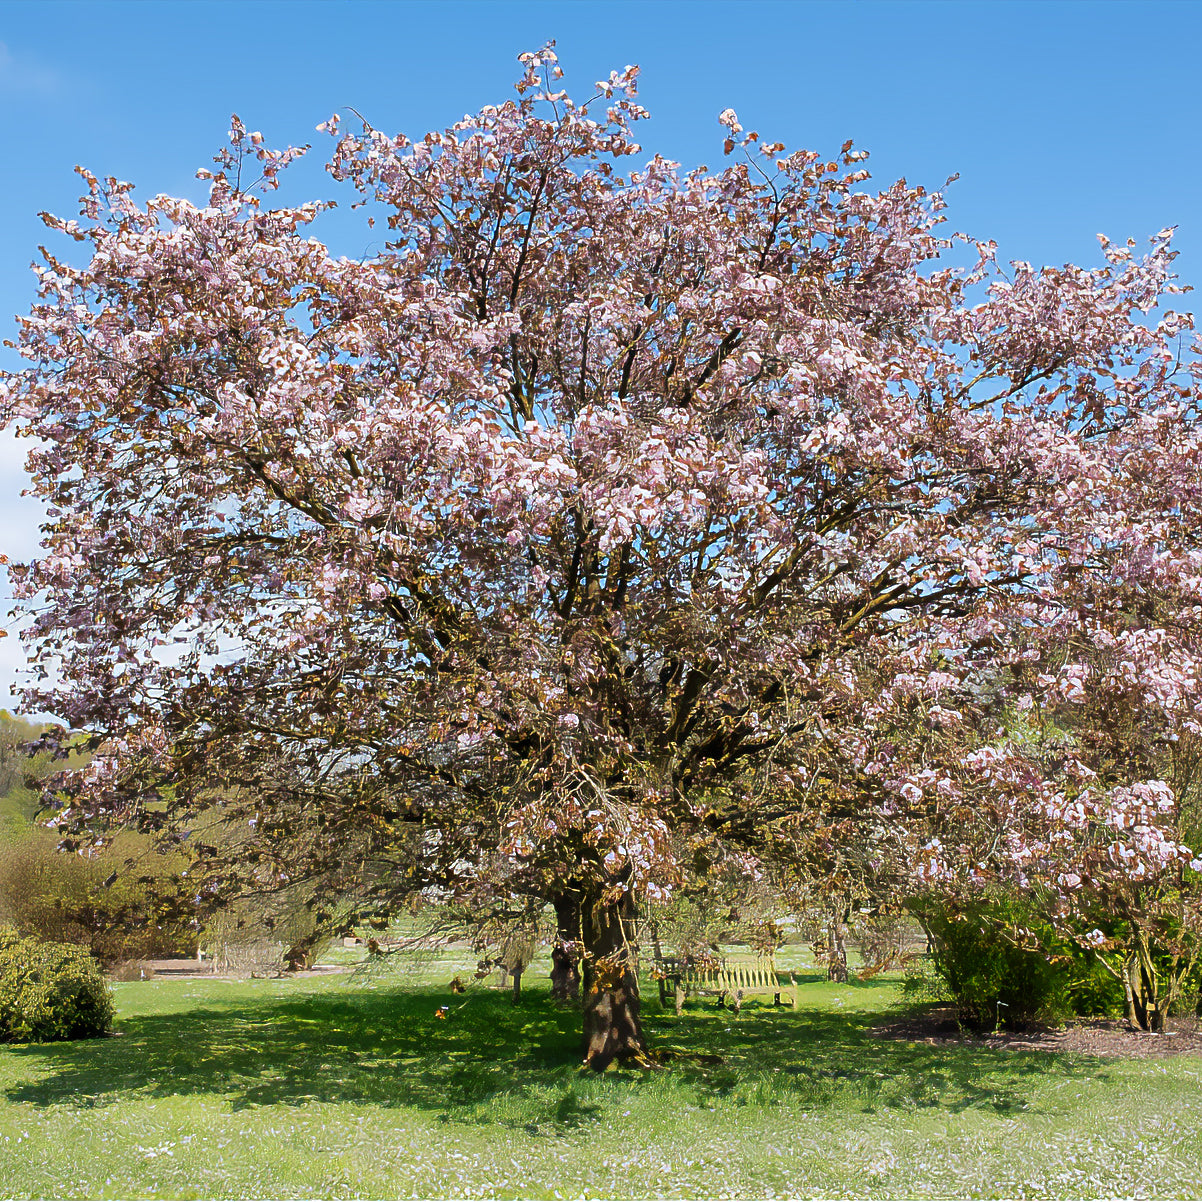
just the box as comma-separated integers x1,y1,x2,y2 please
4,46,1202,1064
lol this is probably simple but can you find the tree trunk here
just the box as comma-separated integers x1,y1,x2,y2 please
550,944,580,1001
1124,953,1154,1031
550,893,582,1002
1122,953,1140,1029
1136,936,1166,1032
649,914,665,963
827,907,849,984
579,888,649,1070
1120,938,1174,1033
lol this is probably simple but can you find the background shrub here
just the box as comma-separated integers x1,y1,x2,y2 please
0,712,58,832
914,894,1123,1030
0,713,196,967
0,929,114,1042
0,829,195,967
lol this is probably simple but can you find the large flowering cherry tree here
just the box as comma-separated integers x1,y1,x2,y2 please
4,47,1202,1064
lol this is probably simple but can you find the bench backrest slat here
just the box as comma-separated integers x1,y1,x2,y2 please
660,952,781,989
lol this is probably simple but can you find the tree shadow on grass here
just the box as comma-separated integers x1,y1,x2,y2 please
6,985,579,1115
3,981,1111,1124
649,1000,1114,1115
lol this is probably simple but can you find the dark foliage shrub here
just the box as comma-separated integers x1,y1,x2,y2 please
1064,953,1127,1020
0,928,114,1042
915,895,1122,1030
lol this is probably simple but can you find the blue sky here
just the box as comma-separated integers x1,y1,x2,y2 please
1,0,1200,710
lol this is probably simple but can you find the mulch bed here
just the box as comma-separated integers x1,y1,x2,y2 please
875,1006,1202,1059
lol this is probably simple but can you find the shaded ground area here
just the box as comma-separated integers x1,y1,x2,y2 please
3,975,1109,1117
876,1005,1202,1059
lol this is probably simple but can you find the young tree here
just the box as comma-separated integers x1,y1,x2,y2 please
964,615,1202,1031
4,46,1200,1065
0,712,60,827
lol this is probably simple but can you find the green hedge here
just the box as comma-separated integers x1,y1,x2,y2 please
0,928,114,1042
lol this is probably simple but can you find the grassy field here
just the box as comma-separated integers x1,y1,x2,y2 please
0,949,1200,1200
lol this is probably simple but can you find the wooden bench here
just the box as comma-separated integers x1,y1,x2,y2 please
655,952,797,1014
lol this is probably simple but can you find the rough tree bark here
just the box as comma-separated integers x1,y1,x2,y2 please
550,943,580,1001
574,888,649,1069
551,892,582,1001
826,905,849,984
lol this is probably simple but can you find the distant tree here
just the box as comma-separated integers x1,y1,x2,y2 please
0,713,56,826
0,828,194,966
644,847,790,963
4,45,1201,1065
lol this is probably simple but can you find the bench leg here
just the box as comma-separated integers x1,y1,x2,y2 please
658,977,667,1008
774,991,781,1006
675,983,684,1015
733,990,743,1015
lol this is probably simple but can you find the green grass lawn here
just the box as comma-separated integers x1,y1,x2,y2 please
1,954,1200,1200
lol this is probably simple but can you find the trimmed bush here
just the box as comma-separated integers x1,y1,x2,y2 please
0,927,114,1042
